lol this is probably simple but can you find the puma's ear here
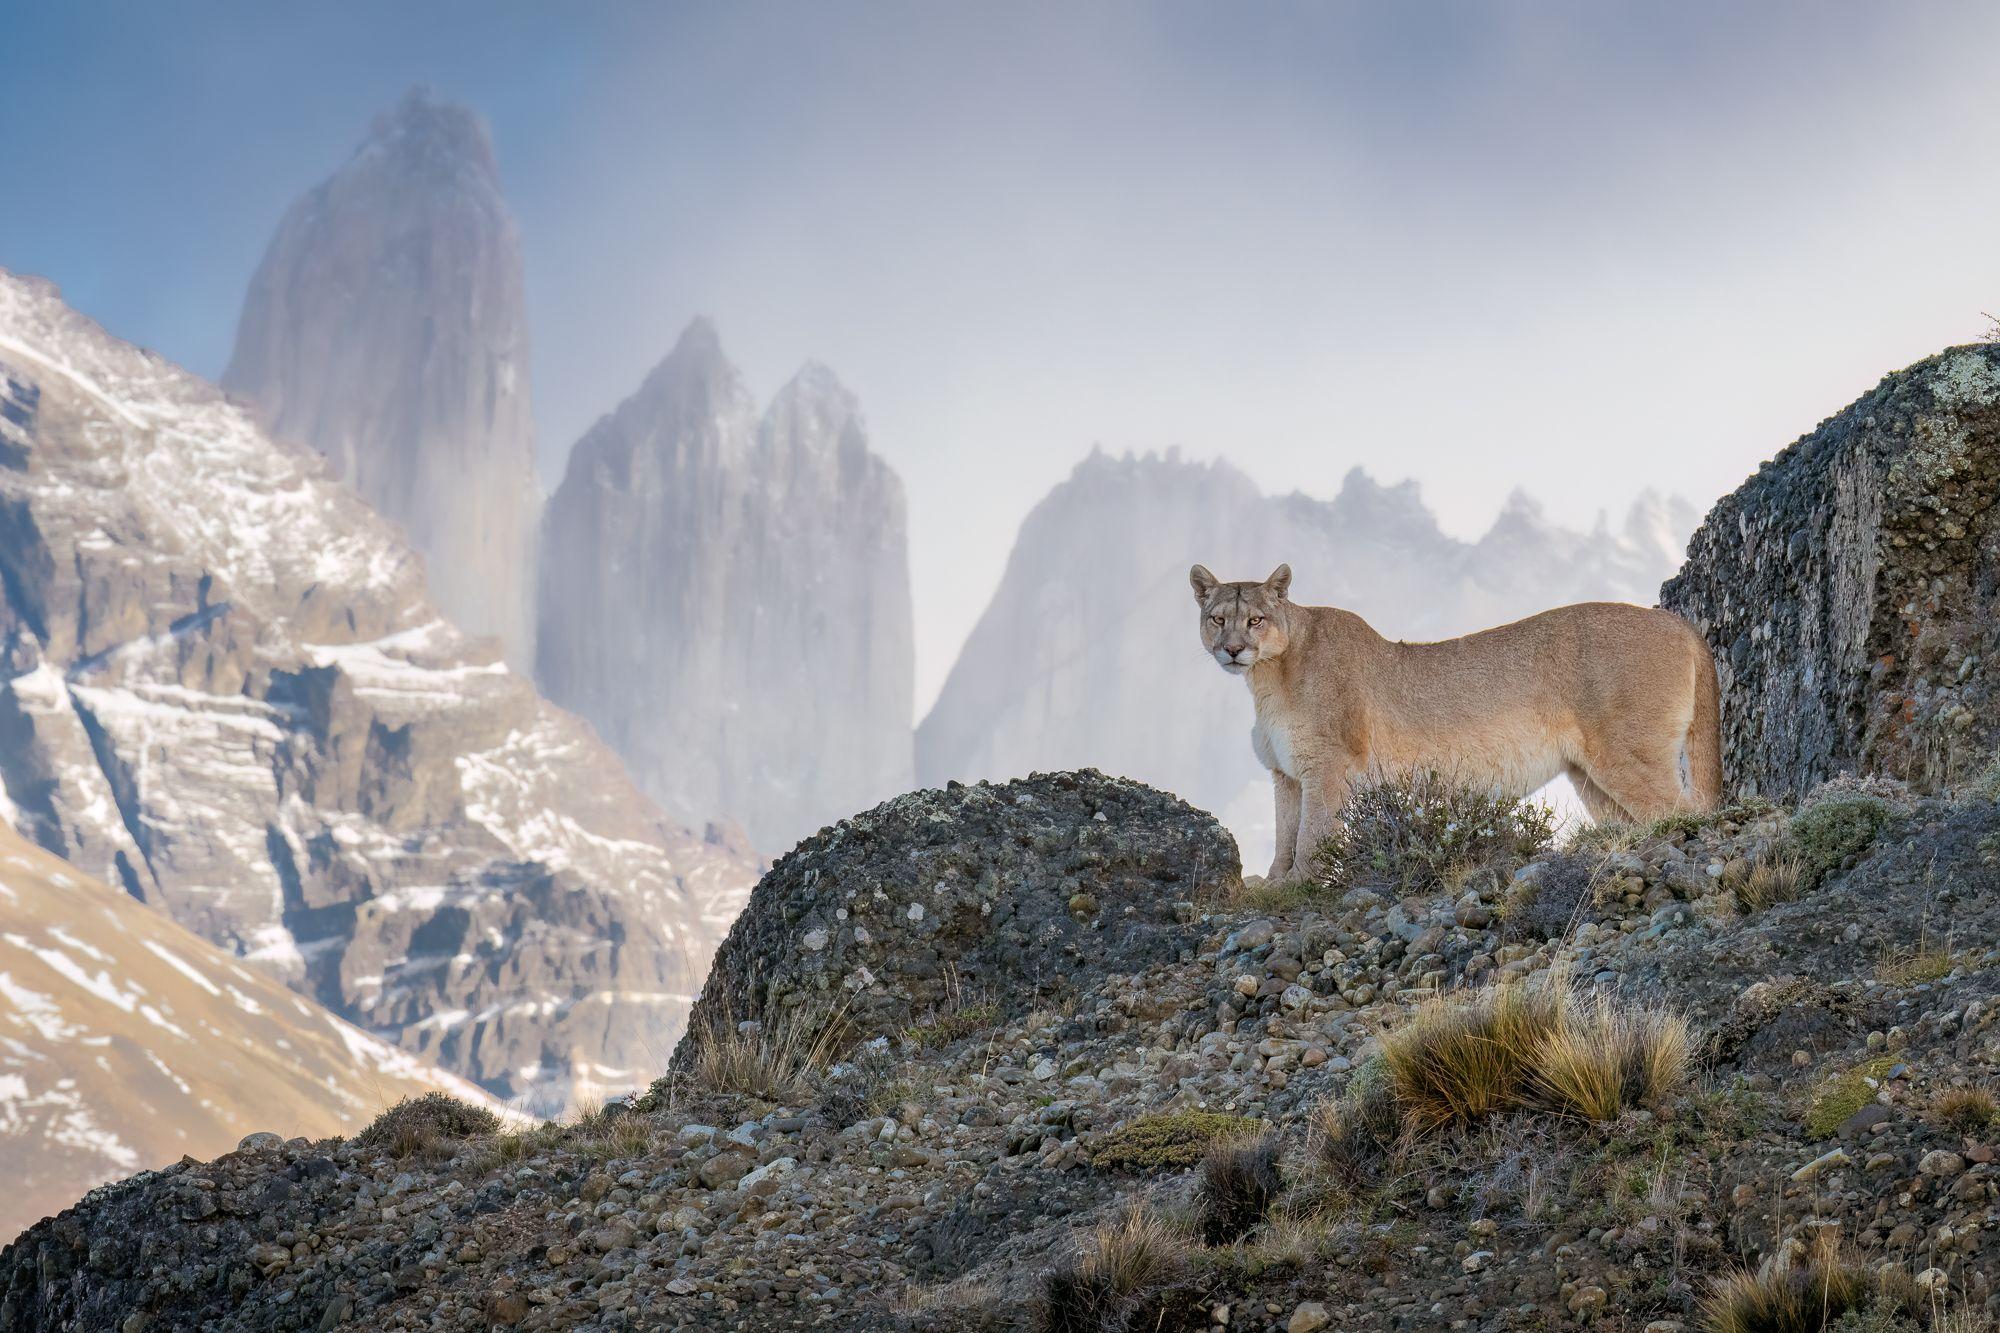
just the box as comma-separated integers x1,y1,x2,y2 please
1189,564,1219,602
1264,564,1292,600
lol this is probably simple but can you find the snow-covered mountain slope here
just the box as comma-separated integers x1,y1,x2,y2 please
0,822,509,1244
0,269,754,1112
917,450,1699,866
225,87,540,669
538,319,914,855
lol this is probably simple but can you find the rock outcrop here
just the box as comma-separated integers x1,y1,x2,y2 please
0,269,753,1111
1662,344,2000,802
224,87,540,668
918,450,1696,863
8,775,1998,1331
0,822,508,1243
537,320,913,855
678,770,1241,1054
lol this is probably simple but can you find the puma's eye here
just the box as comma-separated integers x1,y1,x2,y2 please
1248,617,1263,628
1209,615,1225,627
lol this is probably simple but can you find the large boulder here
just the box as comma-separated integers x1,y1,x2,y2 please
1662,344,2000,801
675,770,1241,1056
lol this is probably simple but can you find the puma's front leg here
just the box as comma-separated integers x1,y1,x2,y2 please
1267,770,1302,882
1293,763,1355,876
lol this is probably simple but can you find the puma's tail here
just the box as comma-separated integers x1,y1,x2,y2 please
1685,639,1725,809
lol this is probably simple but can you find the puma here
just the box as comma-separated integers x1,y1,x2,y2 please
1190,564,1723,882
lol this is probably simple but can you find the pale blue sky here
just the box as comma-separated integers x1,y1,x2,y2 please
5,2,1998,704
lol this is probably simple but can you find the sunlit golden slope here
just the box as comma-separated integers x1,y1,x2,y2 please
0,827,509,1242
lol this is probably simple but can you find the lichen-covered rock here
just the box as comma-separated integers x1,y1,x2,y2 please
1662,343,2000,800
675,770,1241,1056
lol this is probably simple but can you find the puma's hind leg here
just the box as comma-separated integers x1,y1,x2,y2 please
1565,763,1631,826
1572,728,1690,825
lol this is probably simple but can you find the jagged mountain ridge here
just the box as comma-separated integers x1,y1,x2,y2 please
0,820,510,1244
0,269,753,1112
537,318,914,855
917,448,1697,866
224,87,541,668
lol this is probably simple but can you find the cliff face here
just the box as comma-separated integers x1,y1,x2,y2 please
1662,345,2000,801
917,450,1695,861
0,270,753,1112
223,87,540,668
0,822,509,1243
536,321,913,855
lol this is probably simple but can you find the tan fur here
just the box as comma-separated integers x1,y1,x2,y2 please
1190,564,1723,881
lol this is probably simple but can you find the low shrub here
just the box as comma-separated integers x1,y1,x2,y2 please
1782,797,1895,892
1310,1059,1403,1191
1313,770,1557,897
1090,1111,1264,1173
1499,852,1601,942
1194,1133,1282,1244
356,1092,501,1159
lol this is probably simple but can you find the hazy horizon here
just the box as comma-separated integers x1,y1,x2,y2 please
7,1,2000,710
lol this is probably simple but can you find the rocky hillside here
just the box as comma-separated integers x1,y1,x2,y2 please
0,269,753,1111
537,319,913,855
918,451,1695,863
0,820,509,1244
1663,343,2000,803
5,768,1996,1331
224,87,541,668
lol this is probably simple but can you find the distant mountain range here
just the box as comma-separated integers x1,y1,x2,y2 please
0,818,507,1243
918,448,1697,866
0,269,753,1112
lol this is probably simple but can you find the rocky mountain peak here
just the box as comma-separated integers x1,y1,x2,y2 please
362,84,500,179
224,89,540,668
538,327,913,855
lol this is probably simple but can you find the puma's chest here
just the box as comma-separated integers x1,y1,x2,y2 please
1251,708,1299,780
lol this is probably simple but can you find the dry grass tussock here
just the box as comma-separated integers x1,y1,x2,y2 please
1033,1205,1195,1333
1376,979,1690,1134
1734,855,1807,914
684,1003,849,1103
1696,1228,1980,1333
1195,1133,1282,1244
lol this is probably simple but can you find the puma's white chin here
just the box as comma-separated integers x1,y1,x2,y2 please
1219,659,1250,675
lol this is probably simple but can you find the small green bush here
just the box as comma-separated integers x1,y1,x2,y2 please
904,1000,1002,1048
356,1092,500,1159
1781,797,1894,892
1313,771,1556,897
1090,1111,1263,1173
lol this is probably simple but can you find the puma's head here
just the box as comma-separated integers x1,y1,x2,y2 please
1190,563,1292,674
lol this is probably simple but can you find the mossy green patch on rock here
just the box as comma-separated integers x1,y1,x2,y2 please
1803,1056,1897,1140
1089,1111,1262,1173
